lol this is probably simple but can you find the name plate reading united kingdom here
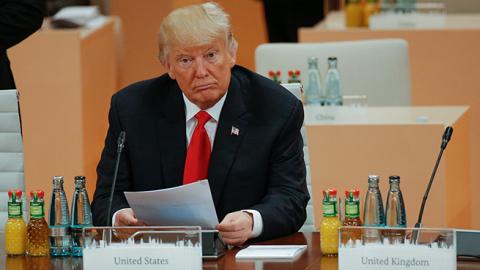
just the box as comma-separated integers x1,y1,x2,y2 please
82,226,202,270
338,227,456,270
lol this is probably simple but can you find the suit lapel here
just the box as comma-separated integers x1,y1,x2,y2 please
209,74,251,206
156,83,187,188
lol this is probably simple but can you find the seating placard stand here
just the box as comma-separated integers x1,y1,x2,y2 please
338,227,456,270
82,226,202,270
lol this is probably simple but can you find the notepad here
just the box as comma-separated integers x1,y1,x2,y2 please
235,245,307,260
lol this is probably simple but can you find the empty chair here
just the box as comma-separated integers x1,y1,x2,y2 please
0,90,26,228
256,39,411,106
281,83,314,232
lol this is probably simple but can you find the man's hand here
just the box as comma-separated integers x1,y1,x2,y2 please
114,208,146,226
216,211,253,246
113,208,146,240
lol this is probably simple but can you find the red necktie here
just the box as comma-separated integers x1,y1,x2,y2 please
183,111,212,185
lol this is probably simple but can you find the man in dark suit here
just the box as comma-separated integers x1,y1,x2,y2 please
91,2,309,246
1,0,44,90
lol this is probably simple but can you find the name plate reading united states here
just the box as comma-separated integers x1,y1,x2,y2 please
338,227,456,270
82,226,202,270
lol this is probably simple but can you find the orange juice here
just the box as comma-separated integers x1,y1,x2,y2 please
320,189,341,256
346,0,364,27
5,189,27,255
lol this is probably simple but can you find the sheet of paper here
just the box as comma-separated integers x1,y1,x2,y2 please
235,245,307,260
124,180,218,229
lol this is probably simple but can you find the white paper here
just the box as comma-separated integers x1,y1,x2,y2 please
124,180,218,229
235,245,307,260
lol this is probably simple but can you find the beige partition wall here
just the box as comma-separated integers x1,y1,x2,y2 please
9,19,118,213
111,0,267,88
299,19,480,229
306,106,470,229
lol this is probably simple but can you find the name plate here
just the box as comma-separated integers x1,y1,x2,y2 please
338,227,456,270
83,245,202,270
339,244,456,270
82,226,203,270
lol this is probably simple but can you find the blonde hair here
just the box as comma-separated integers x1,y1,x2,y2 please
158,2,238,64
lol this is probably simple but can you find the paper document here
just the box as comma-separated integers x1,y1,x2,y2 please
124,180,218,229
235,245,307,260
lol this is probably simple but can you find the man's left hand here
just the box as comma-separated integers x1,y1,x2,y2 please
216,211,253,246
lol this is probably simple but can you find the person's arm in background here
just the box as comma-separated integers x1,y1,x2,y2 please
0,0,45,50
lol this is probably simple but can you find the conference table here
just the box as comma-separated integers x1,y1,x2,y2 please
1,232,479,269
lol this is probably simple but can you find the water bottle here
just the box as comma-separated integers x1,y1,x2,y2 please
71,176,92,257
363,175,385,244
304,57,323,105
49,176,72,256
397,0,416,12
384,175,407,243
324,57,343,106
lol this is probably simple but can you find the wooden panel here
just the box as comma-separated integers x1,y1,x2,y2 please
306,118,470,229
9,19,117,215
110,0,172,88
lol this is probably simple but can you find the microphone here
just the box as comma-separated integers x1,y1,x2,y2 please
106,131,126,227
412,126,453,243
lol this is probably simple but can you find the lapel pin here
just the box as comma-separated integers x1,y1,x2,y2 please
231,126,240,136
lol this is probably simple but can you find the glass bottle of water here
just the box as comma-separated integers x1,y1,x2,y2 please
397,0,416,12
71,176,92,257
384,175,407,243
304,57,323,105
363,175,385,244
49,176,72,256
324,57,343,106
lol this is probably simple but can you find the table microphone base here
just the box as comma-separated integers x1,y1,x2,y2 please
202,230,227,259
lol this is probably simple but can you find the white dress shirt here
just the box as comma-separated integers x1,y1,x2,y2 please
114,92,263,239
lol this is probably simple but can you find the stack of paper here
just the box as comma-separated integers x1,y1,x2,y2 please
235,245,307,260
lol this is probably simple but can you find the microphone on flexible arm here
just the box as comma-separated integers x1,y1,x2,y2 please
106,131,126,227
412,126,453,243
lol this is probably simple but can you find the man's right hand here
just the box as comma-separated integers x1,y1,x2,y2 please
114,208,146,226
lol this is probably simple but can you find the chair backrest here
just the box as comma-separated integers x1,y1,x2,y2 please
0,90,27,228
256,39,411,106
280,83,315,232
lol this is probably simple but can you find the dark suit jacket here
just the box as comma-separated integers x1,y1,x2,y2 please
91,66,309,241
0,0,44,90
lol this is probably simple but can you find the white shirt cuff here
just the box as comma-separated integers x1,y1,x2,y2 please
242,209,263,238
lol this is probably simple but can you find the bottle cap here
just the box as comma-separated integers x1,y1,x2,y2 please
329,188,337,197
30,190,45,201
74,175,86,188
368,175,380,184
345,189,360,200
15,189,22,200
389,175,400,183
53,175,64,184
308,56,318,64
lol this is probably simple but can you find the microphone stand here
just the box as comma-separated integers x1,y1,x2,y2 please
106,131,126,227
412,126,453,244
